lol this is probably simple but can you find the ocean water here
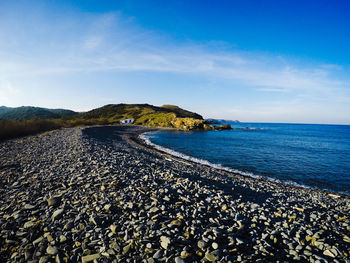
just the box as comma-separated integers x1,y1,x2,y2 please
140,122,350,195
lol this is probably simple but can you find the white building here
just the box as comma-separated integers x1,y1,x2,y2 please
120,118,134,124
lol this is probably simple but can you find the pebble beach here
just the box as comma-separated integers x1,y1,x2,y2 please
0,125,349,263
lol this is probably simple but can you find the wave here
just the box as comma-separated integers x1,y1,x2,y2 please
139,131,321,192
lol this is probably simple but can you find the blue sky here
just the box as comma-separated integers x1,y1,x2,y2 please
0,0,349,124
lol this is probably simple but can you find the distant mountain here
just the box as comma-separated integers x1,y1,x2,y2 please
0,106,77,121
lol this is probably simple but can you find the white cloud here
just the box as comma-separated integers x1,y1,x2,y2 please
0,80,20,105
0,10,348,99
0,6,349,123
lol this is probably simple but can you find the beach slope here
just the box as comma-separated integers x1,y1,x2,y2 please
0,126,349,262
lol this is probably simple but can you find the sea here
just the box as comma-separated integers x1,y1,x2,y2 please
140,122,350,195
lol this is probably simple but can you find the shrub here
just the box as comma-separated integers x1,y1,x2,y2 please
0,119,62,141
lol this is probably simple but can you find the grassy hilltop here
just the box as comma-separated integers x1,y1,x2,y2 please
75,104,208,131
0,103,231,141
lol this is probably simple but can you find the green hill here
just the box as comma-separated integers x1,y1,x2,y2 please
0,103,231,141
0,106,77,121
75,104,207,131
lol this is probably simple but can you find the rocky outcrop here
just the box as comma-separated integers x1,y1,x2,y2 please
203,123,233,131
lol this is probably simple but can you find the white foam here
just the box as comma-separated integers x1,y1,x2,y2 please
139,132,343,194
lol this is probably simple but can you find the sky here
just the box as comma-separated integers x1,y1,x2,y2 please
0,0,350,124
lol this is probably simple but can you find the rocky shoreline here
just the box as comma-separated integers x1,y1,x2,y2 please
0,126,349,263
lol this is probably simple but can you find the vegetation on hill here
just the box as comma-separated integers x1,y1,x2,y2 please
0,118,109,141
0,103,231,141
0,119,61,141
74,104,208,130
0,106,77,121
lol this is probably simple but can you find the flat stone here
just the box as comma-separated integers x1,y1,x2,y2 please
44,233,54,242
24,221,34,228
55,254,63,263
149,207,159,213
197,240,207,249
153,249,163,259
89,215,100,226
205,252,217,262
24,204,35,210
122,244,131,255
33,236,44,245
323,249,337,258
110,224,117,233
180,250,190,259
39,256,50,263
82,253,100,263
47,196,61,207
51,209,64,221
175,257,185,263
46,246,58,255
160,236,170,250
59,235,67,243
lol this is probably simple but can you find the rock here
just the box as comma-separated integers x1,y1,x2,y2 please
205,252,217,262
104,204,117,214
216,124,232,130
39,256,50,263
0,123,349,263
24,204,36,210
149,207,159,213
175,257,185,263
153,249,163,259
24,221,34,228
180,250,190,259
82,253,100,263
44,232,54,242
89,215,100,226
109,224,117,233
236,238,244,245
51,209,64,221
33,236,44,245
47,196,61,207
323,249,337,258
310,213,317,220
160,236,171,250
197,240,207,249
123,244,131,255
46,246,58,255
55,254,64,263
110,241,120,252
59,235,67,243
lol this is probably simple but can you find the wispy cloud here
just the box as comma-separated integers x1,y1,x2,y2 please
0,9,348,91
0,80,20,105
0,5,349,123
